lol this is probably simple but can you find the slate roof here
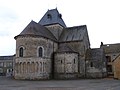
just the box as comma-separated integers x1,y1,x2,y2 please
15,21,57,41
56,44,78,53
59,25,87,42
39,9,66,27
86,48,104,60
101,43,120,54
0,55,14,60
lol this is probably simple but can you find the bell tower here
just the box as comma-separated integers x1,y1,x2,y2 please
39,8,66,40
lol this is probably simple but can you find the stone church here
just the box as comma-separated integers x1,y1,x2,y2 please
14,8,107,80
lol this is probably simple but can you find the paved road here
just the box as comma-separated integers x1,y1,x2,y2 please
0,76,120,90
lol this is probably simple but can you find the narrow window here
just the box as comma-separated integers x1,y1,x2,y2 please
90,62,93,67
19,47,23,57
106,56,111,62
38,47,43,57
61,60,62,64
74,59,75,64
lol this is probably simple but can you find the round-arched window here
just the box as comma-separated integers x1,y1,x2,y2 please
38,47,43,57
19,47,24,57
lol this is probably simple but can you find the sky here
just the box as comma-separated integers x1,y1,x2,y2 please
0,0,120,56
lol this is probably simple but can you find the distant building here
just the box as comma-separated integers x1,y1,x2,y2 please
0,56,13,76
113,54,120,79
101,43,120,78
13,8,107,80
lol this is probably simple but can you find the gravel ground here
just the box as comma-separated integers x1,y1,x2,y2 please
0,76,120,90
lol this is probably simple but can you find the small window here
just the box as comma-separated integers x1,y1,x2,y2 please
106,56,111,62
47,14,52,19
74,59,75,64
90,62,93,67
61,60,62,64
38,47,43,57
19,47,24,57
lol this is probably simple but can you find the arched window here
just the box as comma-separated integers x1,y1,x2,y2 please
38,47,43,57
19,47,24,57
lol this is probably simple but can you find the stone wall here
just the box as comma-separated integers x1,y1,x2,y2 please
14,36,58,80
16,36,57,58
14,57,51,80
60,41,88,78
85,48,107,78
54,52,79,79
85,66,103,78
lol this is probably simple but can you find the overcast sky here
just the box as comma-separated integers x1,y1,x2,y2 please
0,0,120,56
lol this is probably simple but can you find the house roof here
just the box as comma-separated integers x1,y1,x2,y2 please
59,25,87,42
15,21,57,41
39,9,66,27
86,48,104,60
0,55,14,60
112,54,120,62
56,44,78,53
101,43,120,54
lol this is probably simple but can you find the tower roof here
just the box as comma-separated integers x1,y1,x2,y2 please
15,21,57,41
39,9,66,27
